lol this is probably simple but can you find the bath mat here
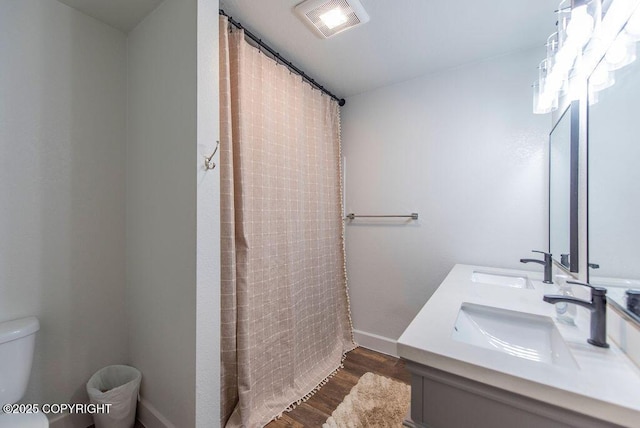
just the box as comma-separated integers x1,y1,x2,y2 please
323,372,410,428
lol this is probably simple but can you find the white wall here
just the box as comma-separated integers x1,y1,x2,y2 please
195,0,220,426
126,0,198,426
0,0,129,415
342,48,550,353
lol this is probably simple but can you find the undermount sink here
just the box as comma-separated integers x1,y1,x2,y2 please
452,303,578,369
471,270,534,289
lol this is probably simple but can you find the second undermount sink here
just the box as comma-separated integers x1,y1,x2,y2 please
471,270,534,289
452,303,578,369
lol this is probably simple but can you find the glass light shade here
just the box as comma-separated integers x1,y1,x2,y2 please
532,81,540,114
533,81,558,114
538,58,552,86
568,4,595,48
584,0,602,34
605,32,637,69
542,55,569,95
589,61,615,91
558,0,573,49
552,47,575,94
547,32,560,68
625,6,640,41
568,68,585,100
547,68,568,94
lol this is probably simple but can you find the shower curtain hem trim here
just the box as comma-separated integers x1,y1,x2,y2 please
269,343,359,424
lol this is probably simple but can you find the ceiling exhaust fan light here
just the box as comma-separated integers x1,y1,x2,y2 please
319,7,348,29
295,0,370,39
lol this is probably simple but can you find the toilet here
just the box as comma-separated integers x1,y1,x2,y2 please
0,317,48,427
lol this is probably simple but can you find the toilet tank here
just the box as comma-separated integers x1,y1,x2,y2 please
0,317,39,405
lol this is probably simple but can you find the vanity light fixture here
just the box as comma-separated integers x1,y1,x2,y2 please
625,6,640,39
533,0,640,114
567,3,597,47
294,0,370,39
589,61,615,91
605,32,637,69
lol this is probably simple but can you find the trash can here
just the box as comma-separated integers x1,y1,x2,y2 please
86,365,141,428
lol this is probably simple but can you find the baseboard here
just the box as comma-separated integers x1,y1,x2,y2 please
137,398,175,428
48,412,93,428
353,329,398,357
46,397,171,428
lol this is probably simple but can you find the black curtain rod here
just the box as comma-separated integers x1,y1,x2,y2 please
219,9,346,107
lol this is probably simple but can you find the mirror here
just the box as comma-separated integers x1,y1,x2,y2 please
550,102,578,272
588,54,640,320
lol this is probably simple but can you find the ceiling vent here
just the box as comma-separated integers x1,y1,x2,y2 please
294,0,370,39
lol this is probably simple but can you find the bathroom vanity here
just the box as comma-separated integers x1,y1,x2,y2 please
398,264,640,428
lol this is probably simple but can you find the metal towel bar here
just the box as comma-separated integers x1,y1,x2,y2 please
346,213,418,220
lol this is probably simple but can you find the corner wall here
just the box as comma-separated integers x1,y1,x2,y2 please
341,48,550,354
126,1,198,425
195,0,221,426
0,0,129,418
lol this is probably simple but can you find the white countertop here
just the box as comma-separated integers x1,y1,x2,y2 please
397,264,640,427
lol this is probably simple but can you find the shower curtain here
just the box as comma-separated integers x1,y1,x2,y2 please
219,17,356,428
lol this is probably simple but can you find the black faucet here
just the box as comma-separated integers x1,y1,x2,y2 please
627,289,640,317
520,250,553,284
543,280,609,348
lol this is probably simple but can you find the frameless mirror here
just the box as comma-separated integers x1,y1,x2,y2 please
588,53,640,321
549,102,578,272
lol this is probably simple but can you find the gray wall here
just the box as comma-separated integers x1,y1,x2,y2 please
126,0,198,426
0,0,129,415
342,48,550,354
195,0,221,426
1,1,219,426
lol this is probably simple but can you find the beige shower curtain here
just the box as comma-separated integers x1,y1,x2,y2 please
219,17,355,427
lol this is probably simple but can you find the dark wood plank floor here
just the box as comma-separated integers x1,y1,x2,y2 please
89,348,407,428
266,347,411,428
89,421,144,428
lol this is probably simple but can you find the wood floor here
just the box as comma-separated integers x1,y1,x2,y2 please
90,347,408,428
266,347,411,428
89,421,144,428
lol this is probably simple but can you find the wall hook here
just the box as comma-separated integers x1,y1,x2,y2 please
204,141,219,171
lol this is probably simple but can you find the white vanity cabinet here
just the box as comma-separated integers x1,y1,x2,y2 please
398,264,640,428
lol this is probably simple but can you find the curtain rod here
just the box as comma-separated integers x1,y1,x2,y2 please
219,9,346,107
